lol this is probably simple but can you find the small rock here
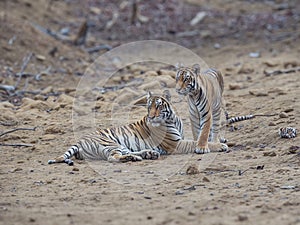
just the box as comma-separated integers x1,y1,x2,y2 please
72,167,79,171
238,215,248,221
263,60,279,67
249,90,268,97
11,168,23,173
202,176,210,182
41,86,53,94
175,190,185,195
279,112,289,118
268,122,276,126
283,108,294,113
229,83,243,90
237,65,254,74
89,6,102,15
214,43,221,49
249,52,260,58
36,54,46,61
280,185,295,190
186,164,199,175
144,196,152,199
190,11,207,26
263,151,277,157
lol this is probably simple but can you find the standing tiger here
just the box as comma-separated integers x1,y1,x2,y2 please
48,92,227,166
175,64,227,154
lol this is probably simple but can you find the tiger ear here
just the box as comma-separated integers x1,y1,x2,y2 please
175,62,184,70
192,64,200,75
147,91,152,99
163,90,171,102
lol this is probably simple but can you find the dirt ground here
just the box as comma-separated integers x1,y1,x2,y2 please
0,0,299,225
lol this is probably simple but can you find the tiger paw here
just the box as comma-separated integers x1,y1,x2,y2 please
120,154,143,162
195,146,210,154
140,150,160,160
219,143,228,152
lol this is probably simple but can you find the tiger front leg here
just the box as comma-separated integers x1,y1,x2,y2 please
195,115,212,154
108,150,143,163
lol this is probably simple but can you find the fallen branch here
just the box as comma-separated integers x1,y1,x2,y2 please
264,67,300,76
0,121,18,126
14,53,33,89
0,143,33,147
0,127,37,138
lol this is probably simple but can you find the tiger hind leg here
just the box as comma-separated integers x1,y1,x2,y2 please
48,145,79,166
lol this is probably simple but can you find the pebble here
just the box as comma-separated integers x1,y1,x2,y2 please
237,65,254,74
186,164,199,175
238,215,248,221
72,167,79,172
202,177,210,182
279,112,289,118
249,52,260,58
283,108,294,113
36,54,46,61
263,151,277,157
263,60,279,67
249,90,268,97
190,11,207,26
280,185,295,190
268,122,276,126
228,83,243,90
175,190,185,195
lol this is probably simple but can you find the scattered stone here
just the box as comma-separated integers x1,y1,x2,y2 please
36,54,46,61
263,151,277,157
280,185,295,190
186,164,199,175
283,61,298,69
249,90,268,97
263,60,279,67
237,64,254,74
268,122,276,126
279,112,289,118
11,168,23,173
144,70,158,77
190,11,207,26
238,215,248,221
202,176,210,182
175,190,185,195
72,167,79,172
249,52,260,58
288,146,299,154
89,6,102,15
214,43,221,49
283,108,294,113
144,196,152,199
228,83,243,90
41,86,53,94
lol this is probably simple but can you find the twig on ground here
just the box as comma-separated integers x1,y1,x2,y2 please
0,127,37,138
0,121,18,126
85,45,112,53
14,53,33,89
0,143,33,147
264,67,300,76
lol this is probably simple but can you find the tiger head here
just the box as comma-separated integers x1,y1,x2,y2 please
175,64,200,96
146,91,172,127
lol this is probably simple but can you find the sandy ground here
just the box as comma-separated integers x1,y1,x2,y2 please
0,0,299,225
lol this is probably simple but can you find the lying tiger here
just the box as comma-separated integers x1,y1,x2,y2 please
48,92,228,165
176,64,253,154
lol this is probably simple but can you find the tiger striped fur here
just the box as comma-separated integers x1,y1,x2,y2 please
48,92,228,165
176,64,227,154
